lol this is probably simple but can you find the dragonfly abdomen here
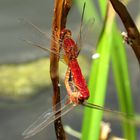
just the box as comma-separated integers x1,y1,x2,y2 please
69,60,89,102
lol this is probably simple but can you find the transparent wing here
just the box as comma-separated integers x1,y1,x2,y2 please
76,2,86,53
22,93,140,139
76,18,95,54
82,101,140,127
22,39,67,64
75,17,103,64
22,96,77,138
19,18,67,62
74,6,102,61
22,39,60,57
19,18,100,62
19,18,60,46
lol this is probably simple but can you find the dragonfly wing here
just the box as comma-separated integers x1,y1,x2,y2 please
82,101,140,126
19,19,67,64
22,96,77,138
19,18,59,46
76,18,95,54
22,39,60,56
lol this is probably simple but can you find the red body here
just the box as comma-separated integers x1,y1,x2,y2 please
69,60,89,101
61,29,89,101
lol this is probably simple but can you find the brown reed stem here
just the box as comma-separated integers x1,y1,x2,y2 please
50,0,72,139
109,0,140,64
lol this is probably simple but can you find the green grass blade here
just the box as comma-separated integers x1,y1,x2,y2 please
98,0,107,17
81,8,115,140
75,1,136,140
81,33,112,140
111,27,136,140
74,0,100,23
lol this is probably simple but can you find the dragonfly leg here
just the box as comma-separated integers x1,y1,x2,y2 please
65,67,81,104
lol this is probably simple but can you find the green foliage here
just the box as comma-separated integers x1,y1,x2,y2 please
81,22,113,140
75,0,136,140
111,26,136,140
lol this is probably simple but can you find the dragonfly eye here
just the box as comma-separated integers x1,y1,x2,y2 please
78,98,85,104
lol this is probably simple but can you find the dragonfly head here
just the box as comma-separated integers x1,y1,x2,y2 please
60,28,72,40
78,92,89,103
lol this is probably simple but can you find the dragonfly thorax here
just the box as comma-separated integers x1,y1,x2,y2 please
60,28,79,61
63,38,79,61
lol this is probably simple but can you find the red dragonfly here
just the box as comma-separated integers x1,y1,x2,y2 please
21,21,90,104
21,21,137,138
60,28,89,103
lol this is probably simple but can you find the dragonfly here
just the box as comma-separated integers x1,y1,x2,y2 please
21,22,138,139
60,28,90,103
